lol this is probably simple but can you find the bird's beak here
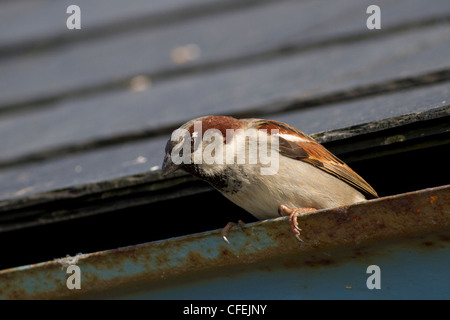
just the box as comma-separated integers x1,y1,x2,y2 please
161,153,179,176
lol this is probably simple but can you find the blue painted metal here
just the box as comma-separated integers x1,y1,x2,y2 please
125,234,450,300
0,184,449,299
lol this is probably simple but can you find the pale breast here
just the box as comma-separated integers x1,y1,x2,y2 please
221,156,366,220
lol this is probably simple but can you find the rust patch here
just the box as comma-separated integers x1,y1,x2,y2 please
154,251,170,268
438,235,450,242
6,288,27,300
218,246,235,259
331,206,350,224
273,230,288,242
304,258,334,267
185,251,205,266
430,195,439,205
282,257,302,269
391,197,413,212
353,247,369,258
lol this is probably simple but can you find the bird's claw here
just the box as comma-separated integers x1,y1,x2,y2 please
221,220,245,244
279,205,317,242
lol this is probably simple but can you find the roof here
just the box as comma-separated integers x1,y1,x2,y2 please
0,0,449,299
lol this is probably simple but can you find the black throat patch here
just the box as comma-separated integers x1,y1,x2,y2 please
185,165,246,195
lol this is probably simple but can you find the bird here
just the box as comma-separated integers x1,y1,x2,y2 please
161,115,378,242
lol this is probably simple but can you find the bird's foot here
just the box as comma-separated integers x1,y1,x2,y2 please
221,220,245,244
278,205,317,242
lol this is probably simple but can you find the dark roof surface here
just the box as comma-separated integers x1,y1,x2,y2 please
0,0,450,267
1,0,450,203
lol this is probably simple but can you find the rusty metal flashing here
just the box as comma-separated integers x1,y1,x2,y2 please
0,184,449,299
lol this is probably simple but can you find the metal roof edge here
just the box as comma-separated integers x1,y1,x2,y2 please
0,184,449,299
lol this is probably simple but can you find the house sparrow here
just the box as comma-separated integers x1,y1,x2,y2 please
162,115,378,242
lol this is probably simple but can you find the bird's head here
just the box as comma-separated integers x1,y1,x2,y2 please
162,115,243,179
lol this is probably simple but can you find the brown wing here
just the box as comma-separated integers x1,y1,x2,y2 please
254,119,378,199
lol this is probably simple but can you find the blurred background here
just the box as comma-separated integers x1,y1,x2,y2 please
0,0,449,270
